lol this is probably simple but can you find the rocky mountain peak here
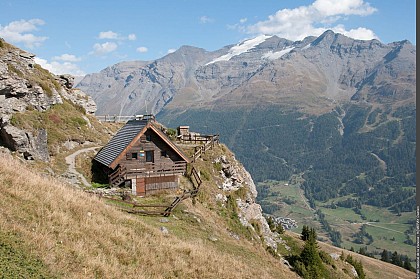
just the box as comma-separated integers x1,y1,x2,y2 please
76,31,415,116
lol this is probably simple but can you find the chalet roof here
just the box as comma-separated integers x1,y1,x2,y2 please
94,119,190,169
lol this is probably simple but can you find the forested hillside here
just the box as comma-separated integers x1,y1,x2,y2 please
159,102,415,212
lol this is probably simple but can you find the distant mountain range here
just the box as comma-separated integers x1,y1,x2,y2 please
76,30,416,116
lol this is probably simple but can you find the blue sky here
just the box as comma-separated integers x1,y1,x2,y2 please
0,0,416,76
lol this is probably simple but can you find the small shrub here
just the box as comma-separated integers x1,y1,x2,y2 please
91,182,110,189
266,246,279,259
38,80,53,97
319,250,333,265
48,114,62,124
213,162,222,172
166,128,176,139
70,117,87,127
250,219,262,237
200,170,211,181
7,63,24,78
233,186,248,200
9,115,20,126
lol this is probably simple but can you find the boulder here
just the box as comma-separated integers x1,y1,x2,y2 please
58,74,75,89
0,124,49,161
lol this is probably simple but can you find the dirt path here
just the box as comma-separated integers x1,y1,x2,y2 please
65,146,100,187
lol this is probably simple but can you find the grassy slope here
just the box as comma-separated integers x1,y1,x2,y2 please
0,152,299,279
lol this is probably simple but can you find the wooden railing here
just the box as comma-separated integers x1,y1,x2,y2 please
125,161,187,177
109,165,127,187
191,135,220,162
96,114,156,123
109,161,187,187
179,134,219,143
190,166,202,190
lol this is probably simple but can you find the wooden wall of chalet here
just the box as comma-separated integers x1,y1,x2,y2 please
116,129,184,169
135,176,178,196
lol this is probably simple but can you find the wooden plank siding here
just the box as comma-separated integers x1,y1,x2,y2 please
114,128,186,195
117,129,186,173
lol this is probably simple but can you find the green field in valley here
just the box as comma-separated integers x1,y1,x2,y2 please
256,179,416,262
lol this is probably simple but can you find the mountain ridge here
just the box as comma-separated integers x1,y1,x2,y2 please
76,30,415,116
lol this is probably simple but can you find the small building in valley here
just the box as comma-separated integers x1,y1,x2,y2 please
93,115,190,196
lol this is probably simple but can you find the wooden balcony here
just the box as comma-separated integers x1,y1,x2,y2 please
126,161,187,177
109,161,187,185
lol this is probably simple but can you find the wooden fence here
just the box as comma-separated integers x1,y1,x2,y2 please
191,135,219,162
104,166,203,217
96,114,156,123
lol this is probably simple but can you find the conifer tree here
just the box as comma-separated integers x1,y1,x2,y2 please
301,225,310,241
380,249,389,262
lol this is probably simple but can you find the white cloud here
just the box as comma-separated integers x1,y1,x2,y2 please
312,0,377,16
136,46,148,53
52,53,81,62
98,30,118,39
200,16,214,24
34,57,85,76
98,31,137,41
245,0,378,41
0,19,48,48
167,48,176,54
333,25,378,40
239,18,248,24
92,42,118,55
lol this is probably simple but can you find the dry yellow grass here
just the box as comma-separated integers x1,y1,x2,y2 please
0,153,298,279
314,236,415,279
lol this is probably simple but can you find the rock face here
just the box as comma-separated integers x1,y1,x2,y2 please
214,154,279,250
76,30,415,116
60,88,97,115
0,39,96,161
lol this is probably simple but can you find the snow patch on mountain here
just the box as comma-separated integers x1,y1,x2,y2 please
301,44,311,50
262,47,295,60
206,35,272,65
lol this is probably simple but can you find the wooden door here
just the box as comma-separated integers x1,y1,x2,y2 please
136,177,146,196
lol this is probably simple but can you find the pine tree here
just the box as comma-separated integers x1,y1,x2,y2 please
301,225,310,241
391,251,402,266
267,216,275,232
403,260,414,272
300,227,323,279
380,249,389,262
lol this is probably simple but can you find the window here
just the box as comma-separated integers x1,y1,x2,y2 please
146,151,154,162
146,134,152,141
161,151,167,157
131,152,138,160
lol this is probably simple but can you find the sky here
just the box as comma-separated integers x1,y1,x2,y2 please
0,0,416,76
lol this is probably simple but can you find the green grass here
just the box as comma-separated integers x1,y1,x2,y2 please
10,101,106,155
321,207,363,224
257,180,318,233
0,231,56,278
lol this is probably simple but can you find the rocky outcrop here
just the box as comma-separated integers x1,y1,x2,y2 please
0,39,97,161
0,123,49,161
214,154,280,250
59,88,97,115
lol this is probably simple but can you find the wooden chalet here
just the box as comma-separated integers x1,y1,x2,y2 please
93,115,190,196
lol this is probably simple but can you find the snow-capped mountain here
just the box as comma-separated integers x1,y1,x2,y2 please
76,30,415,116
